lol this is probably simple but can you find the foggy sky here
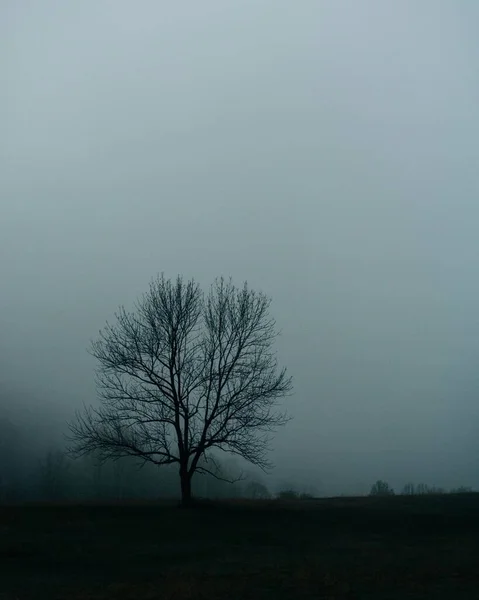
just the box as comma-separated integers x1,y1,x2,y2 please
2,1,479,495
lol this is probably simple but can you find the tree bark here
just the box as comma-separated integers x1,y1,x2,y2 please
179,467,192,507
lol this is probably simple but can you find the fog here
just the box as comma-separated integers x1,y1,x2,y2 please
2,1,479,497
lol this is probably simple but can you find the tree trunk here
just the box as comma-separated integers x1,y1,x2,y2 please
179,468,192,507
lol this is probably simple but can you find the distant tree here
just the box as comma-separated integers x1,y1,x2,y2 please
0,417,27,503
405,483,445,495
68,275,292,506
369,480,395,496
38,449,70,500
427,486,446,495
73,452,106,499
450,486,473,494
401,483,416,495
193,455,244,499
244,480,271,499
415,483,430,495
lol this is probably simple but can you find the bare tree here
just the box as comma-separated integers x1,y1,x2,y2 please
369,480,395,496
38,449,70,500
414,483,446,495
68,275,292,506
244,480,271,500
450,486,473,494
401,483,416,495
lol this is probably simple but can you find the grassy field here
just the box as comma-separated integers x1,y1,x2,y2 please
1,494,479,599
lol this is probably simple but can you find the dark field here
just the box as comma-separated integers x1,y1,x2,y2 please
1,494,479,599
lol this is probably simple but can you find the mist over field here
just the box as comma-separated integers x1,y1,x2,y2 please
2,1,479,498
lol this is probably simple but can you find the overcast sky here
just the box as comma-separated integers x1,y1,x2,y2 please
2,1,479,494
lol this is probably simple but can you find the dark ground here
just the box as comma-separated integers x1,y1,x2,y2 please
1,494,479,599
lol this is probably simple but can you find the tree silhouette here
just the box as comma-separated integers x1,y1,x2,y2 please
68,275,292,505
244,480,271,499
369,480,395,496
401,483,416,495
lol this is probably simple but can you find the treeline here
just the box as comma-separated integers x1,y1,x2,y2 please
3,413,475,504
369,480,474,496
0,444,269,504
0,414,271,503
